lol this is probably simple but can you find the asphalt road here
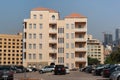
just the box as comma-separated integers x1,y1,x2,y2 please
14,71,109,80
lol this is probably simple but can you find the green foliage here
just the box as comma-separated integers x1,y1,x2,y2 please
88,56,100,65
104,48,120,64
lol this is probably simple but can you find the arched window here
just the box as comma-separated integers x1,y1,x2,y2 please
52,15,55,20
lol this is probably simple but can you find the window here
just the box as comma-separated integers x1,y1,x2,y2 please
71,24,74,29
33,44,36,49
39,34,42,39
40,24,43,29
29,24,32,29
71,63,74,69
39,54,42,60
58,38,64,43
58,28,64,33
58,48,64,53
39,44,42,49
71,43,74,48
71,33,74,39
29,34,32,39
66,33,69,39
58,57,64,63
66,24,69,29
66,43,69,48
40,14,43,19
71,53,74,58
78,25,82,28
79,34,83,38
29,44,32,49
29,53,32,59
79,44,83,48
33,15,37,19
33,33,36,39
33,54,36,59
33,24,36,29
52,15,55,20
66,53,69,58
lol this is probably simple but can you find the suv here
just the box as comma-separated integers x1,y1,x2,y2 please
54,65,66,75
39,65,54,74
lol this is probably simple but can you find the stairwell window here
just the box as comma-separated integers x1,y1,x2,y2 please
33,15,37,19
52,15,55,20
33,54,36,59
40,14,43,19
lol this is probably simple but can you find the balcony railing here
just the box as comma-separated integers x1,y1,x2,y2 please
75,48,86,51
49,38,57,43
49,29,57,33
75,38,86,42
75,28,87,32
49,49,57,53
75,57,86,62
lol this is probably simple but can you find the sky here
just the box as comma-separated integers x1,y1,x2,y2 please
0,0,120,41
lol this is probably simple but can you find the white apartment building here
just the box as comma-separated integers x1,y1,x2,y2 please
23,7,87,69
87,35,104,64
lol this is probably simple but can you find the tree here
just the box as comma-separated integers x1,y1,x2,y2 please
88,56,100,65
104,48,120,64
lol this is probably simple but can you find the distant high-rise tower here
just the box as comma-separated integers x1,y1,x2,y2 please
115,28,120,41
104,33,113,46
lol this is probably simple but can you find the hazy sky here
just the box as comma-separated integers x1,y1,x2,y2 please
0,0,120,41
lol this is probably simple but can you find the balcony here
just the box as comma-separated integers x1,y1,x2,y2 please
75,48,86,52
49,20,57,23
49,29,57,33
49,49,57,53
49,58,56,62
75,28,87,32
75,57,86,62
75,38,86,42
49,38,57,43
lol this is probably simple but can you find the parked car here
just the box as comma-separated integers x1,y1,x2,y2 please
65,67,70,74
84,65,94,73
26,67,32,72
54,65,66,75
39,65,54,74
102,65,120,78
14,65,26,73
0,65,14,80
110,71,120,80
93,64,113,76
31,67,38,72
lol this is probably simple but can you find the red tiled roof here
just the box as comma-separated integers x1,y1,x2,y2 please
32,7,58,13
65,13,86,18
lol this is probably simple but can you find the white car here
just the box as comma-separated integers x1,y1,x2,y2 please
39,66,55,74
26,67,32,72
110,71,120,80
65,67,70,74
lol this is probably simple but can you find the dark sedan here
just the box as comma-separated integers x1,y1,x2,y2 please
0,65,14,80
102,65,120,78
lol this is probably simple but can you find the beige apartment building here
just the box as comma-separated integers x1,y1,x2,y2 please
23,7,87,69
87,34,104,64
0,33,23,65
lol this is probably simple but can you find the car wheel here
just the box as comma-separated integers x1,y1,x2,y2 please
117,76,120,80
39,70,43,74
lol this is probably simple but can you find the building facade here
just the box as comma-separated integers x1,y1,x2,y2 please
23,7,87,69
115,28,120,46
115,28,120,41
87,35,104,64
104,33,113,47
0,33,23,65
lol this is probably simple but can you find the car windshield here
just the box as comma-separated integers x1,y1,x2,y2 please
0,67,10,70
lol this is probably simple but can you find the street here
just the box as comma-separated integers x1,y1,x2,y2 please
14,71,109,80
